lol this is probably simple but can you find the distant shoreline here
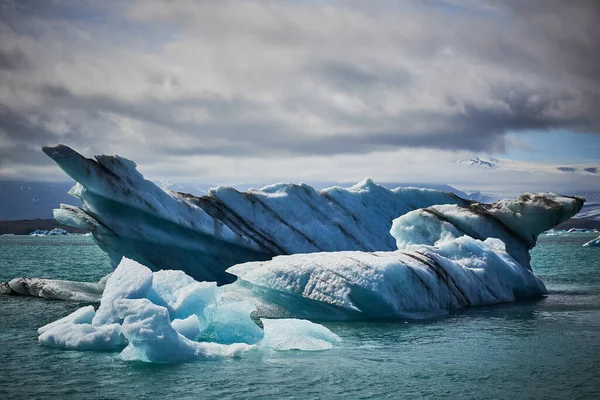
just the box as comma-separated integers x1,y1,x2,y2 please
0,219,89,235
0,217,598,236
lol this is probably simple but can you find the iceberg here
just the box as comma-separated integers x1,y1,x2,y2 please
5,277,104,301
544,229,568,236
29,229,49,236
31,146,584,320
29,228,71,236
260,318,342,351
43,145,469,284
583,235,600,247
229,193,583,320
39,321,124,351
38,258,342,363
229,236,547,320
115,298,254,363
390,193,584,270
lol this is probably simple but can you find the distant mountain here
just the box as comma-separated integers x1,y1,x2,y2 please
456,156,599,176
0,219,88,235
456,157,499,169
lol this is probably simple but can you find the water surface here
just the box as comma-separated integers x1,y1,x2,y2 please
1,234,599,399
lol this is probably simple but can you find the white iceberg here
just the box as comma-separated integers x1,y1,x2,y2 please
390,193,583,270
6,278,104,301
229,193,582,320
260,318,342,351
38,258,342,363
43,145,468,284
115,298,253,363
38,322,124,351
230,236,547,320
38,305,96,335
29,228,71,236
31,145,587,359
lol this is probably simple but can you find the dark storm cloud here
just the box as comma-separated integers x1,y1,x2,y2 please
0,0,599,180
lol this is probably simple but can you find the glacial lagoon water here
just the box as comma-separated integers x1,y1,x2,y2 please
1,234,599,399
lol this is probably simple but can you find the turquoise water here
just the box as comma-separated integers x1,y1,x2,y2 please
1,234,599,399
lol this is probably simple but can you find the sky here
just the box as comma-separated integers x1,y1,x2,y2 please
0,0,599,193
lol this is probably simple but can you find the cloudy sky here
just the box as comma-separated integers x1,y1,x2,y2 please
1,0,599,192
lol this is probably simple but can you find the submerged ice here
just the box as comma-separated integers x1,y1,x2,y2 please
38,258,342,363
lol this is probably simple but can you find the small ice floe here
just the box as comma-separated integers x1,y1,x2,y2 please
38,258,342,363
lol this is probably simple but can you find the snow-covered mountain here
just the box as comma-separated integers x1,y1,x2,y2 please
456,156,599,176
456,157,500,169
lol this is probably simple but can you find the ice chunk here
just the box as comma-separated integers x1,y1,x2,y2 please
39,323,124,351
172,315,201,341
115,299,253,363
6,278,104,301
200,300,264,345
391,193,584,270
43,145,467,283
92,258,153,326
583,235,600,247
229,235,547,320
38,259,344,362
29,229,49,236
38,306,96,335
146,269,219,321
48,228,69,235
260,319,342,351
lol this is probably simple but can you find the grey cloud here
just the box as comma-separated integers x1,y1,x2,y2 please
0,0,599,181
0,48,29,70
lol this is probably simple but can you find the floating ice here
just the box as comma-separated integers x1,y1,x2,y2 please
33,145,586,360
92,258,153,326
544,229,568,236
583,235,600,247
43,145,468,284
390,193,584,270
229,194,582,320
38,305,96,335
115,298,253,363
38,306,124,351
260,319,342,351
6,278,104,301
29,228,70,236
38,258,341,363
38,322,124,351
230,235,547,320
